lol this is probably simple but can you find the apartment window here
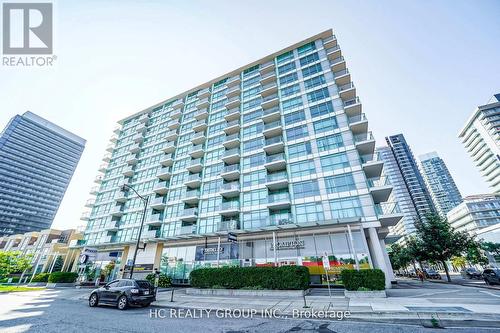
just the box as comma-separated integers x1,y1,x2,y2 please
302,63,323,78
200,197,222,214
329,197,363,219
205,148,224,163
242,189,267,207
277,51,294,64
242,209,269,229
208,122,225,136
286,125,308,141
293,179,320,198
279,72,298,85
297,42,316,55
310,101,334,118
202,179,222,194
295,202,324,224
316,133,344,152
320,152,350,171
289,160,316,177
325,173,356,193
313,116,338,134
242,86,261,99
243,137,264,153
288,142,312,159
243,109,263,123
304,75,326,90
307,87,330,103
284,110,306,125
207,134,224,149
242,153,265,169
242,97,262,111
242,75,261,89
204,163,223,178
211,99,227,111
278,62,296,76
208,110,225,123
280,84,301,98
242,122,264,137
242,169,266,187
299,52,319,67
282,96,303,111
243,64,259,77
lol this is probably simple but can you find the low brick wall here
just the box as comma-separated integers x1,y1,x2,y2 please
186,288,309,297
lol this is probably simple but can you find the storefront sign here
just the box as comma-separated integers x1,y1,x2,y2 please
270,239,305,251
195,243,238,261
124,263,153,272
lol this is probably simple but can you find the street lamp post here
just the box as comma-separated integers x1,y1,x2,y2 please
121,184,149,279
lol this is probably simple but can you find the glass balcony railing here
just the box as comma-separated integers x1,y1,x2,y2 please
179,225,196,235
262,93,278,103
264,120,281,130
265,136,283,146
344,97,360,107
269,214,294,226
185,189,200,198
348,114,367,124
224,148,240,157
367,176,391,187
218,219,240,231
226,119,240,127
354,132,374,143
333,68,349,78
225,133,239,142
330,56,345,65
221,182,240,191
220,201,240,211
182,208,198,217
190,158,203,166
266,171,288,182
375,202,401,216
339,82,355,92
266,153,285,163
268,192,290,203
263,106,280,116
222,164,240,174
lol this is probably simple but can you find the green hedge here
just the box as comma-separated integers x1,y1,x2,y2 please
31,273,50,282
48,272,78,283
341,269,385,291
145,273,172,287
190,266,310,290
0,276,20,283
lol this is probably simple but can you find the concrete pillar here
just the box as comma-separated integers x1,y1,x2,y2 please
367,227,391,289
380,238,395,283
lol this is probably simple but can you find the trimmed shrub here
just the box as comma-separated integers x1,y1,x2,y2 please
0,276,20,283
190,266,310,290
145,273,172,288
31,273,50,282
341,269,385,291
48,272,78,283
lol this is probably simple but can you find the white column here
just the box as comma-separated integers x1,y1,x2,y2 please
379,239,395,283
367,227,391,289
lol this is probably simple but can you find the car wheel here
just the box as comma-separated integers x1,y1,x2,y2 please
89,293,98,307
142,303,151,307
485,279,491,285
117,295,128,310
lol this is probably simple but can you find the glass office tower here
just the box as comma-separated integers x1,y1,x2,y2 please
419,152,462,216
80,30,401,287
0,112,85,236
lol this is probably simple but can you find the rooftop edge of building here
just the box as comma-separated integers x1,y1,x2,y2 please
458,92,500,138
22,111,86,146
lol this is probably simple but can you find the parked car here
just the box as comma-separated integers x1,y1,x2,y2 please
88,279,155,310
424,269,442,279
483,268,500,285
462,267,483,280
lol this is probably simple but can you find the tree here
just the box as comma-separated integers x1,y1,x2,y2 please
52,256,64,272
389,243,412,272
451,256,466,270
465,242,488,266
481,242,500,257
0,251,33,277
416,214,475,282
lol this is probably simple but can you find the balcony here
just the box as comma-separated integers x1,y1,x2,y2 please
223,133,240,149
85,198,95,208
226,75,241,87
126,154,138,165
162,142,176,153
133,134,144,143
375,202,404,227
333,68,350,86
146,213,163,226
80,211,90,221
265,171,289,190
90,186,99,195
104,222,120,232
263,136,284,154
187,158,203,173
264,153,286,171
262,106,281,123
226,85,240,98
179,224,197,235
368,177,393,204
224,108,240,122
184,173,202,188
348,113,368,134
198,87,210,99
180,208,198,222
343,97,362,117
270,214,294,227
260,82,278,97
354,132,376,155
105,143,114,152
160,153,174,167
139,114,150,124
123,166,134,177
153,181,169,195
220,182,240,198
222,148,240,164
111,205,124,217
263,120,282,138
196,97,210,109
168,120,180,130
165,130,178,142
94,175,104,184
323,34,337,48
172,99,184,110
170,109,182,119
150,197,166,210
102,153,112,162
195,108,209,120
361,155,384,178
157,167,172,181
260,71,276,85
218,219,240,232
193,119,208,132
326,45,342,60
260,60,275,74
220,164,240,181
226,96,240,109
330,56,346,72
267,192,291,210
136,123,147,134
219,201,240,216
142,229,161,239
261,93,279,109
189,144,204,159
113,125,121,134
191,131,206,145
338,82,356,100
98,163,107,173
129,143,140,153
115,191,127,203
183,189,200,204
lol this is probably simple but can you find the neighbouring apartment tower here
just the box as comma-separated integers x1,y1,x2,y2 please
78,30,402,287
446,194,500,235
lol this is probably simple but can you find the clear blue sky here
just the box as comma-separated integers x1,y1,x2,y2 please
1,0,499,229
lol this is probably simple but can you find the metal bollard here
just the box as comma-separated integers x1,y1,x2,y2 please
170,288,175,302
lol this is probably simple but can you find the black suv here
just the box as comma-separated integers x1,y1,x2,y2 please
88,279,155,310
483,268,500,285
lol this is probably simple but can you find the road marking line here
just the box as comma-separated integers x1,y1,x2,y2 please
479,290,500,298
408,290,459,298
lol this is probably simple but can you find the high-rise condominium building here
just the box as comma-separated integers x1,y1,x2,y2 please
446,194,500,235
419,152,462,216
379,134,435,238
459,93,500,194
0,112,85,236
79,30,401,287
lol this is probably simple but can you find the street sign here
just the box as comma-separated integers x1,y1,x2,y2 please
228,232,237,243
322,253,330,270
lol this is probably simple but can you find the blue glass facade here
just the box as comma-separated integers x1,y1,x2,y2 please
0,112,85,236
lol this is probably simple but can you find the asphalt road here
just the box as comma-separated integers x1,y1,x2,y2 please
1,288,500,333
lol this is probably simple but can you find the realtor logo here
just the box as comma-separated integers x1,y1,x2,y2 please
2,2,53,54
